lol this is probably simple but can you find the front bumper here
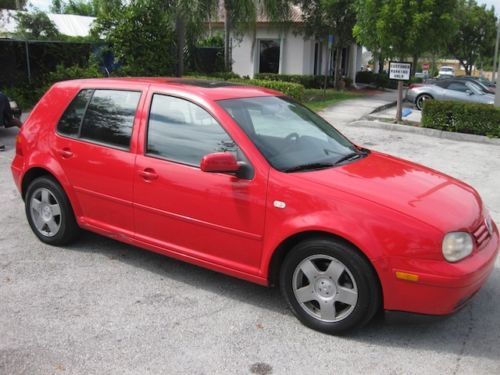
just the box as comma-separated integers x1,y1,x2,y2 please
380,226,499,315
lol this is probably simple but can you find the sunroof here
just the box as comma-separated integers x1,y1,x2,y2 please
169,79,241,88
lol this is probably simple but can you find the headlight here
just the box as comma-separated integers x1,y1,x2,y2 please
442,232,473,262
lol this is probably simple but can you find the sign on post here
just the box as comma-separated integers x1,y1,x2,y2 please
389,61,412,81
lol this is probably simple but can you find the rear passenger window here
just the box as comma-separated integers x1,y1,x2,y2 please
80,90,141,149
57,89,93,136
147,94,238,166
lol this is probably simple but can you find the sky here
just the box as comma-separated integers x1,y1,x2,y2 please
28,0,500,14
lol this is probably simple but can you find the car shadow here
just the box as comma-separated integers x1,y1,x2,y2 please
64,231,500,361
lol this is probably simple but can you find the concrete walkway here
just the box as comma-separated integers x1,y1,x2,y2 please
319,90,397,128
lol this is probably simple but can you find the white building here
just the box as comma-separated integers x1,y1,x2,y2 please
208,6,363,81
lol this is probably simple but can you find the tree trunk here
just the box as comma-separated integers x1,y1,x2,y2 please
378,56,384,74
224,4,232,71
412,54,418,76
175,13,185,77
334,47,342,90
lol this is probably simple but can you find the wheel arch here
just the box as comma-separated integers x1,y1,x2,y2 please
267,230,384,305
21,167,80,219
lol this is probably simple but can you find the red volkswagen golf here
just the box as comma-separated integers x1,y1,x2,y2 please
11,78,498,334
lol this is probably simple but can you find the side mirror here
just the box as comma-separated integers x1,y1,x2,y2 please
465,90,474,96
200,152,240,174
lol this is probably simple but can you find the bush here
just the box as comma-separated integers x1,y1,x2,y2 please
422,100,500,137
355,71,375,84
184,75,305,100
254,73,333,89
1,64,103,109
230,79,305,101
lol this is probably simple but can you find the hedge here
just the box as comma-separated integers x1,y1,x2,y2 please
422,100,500,138
229,79,304,101
254,73,334,89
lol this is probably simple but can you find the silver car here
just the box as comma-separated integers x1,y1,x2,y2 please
406,79,495,110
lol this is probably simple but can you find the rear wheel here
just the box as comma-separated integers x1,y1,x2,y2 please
280,238,381,334
25,176,80,246
416,94,433,110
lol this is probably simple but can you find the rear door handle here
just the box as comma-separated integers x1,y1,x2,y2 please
58,148,73,159
139,168,158,181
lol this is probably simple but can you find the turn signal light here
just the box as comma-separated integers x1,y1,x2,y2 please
15,135,23,156
395,271,419,282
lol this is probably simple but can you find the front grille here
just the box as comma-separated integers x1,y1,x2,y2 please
472,221,491,249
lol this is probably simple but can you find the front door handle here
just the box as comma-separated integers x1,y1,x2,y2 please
139,168,158,181
58,147,73,159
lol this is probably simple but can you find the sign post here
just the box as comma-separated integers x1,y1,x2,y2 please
389,61,412,122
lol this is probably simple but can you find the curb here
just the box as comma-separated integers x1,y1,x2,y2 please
369,100,397,114
349,120,500,145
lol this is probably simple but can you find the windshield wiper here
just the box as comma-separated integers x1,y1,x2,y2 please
284,162,336,173
333,151,366,165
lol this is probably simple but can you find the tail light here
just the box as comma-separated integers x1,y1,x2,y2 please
15,135,23,156
408,84,422,90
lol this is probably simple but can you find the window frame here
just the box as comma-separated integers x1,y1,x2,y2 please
144,92,254,175
55,88,142,152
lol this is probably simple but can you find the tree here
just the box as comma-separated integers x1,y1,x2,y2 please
15,10,60,39
354,0,457,72
92,0,176,76
0,0,28,9
447,0,497,76
50,0,122,17
300,0,357,88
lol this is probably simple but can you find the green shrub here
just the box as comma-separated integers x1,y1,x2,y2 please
254,73,333,89
1,64,103,109
422,100,500,137
355,71,375,84
230,79,305,101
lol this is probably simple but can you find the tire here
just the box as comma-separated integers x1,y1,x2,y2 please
25,176,80,246
280,237,381,334
415,94,433,110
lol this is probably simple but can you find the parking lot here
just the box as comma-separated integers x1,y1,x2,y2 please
1,123,499,375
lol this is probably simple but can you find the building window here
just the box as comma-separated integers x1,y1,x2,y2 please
259,40,280,74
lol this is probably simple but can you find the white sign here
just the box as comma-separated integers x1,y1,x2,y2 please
389,61,412,81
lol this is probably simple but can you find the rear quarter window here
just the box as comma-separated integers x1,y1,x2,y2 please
57,89,93,136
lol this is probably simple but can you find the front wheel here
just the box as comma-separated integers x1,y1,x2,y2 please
25,176,80,246
415,94,433,110
280,238,381,334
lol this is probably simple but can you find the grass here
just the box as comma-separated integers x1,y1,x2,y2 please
303,89,365,112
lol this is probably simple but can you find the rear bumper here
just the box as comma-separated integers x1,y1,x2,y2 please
11,159,23,193
380,227,499,315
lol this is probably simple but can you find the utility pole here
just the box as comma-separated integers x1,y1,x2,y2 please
495,54,500,106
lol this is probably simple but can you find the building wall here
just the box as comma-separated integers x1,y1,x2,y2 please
230,25,315,78
211,24,360,80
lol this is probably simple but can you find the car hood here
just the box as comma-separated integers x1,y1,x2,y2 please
292,151,482,232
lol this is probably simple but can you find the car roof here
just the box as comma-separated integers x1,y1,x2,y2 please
53,77,282,101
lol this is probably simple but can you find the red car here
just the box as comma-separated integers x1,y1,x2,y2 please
11,78,498,334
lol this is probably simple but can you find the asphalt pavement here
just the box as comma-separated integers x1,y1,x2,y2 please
1,104,499,374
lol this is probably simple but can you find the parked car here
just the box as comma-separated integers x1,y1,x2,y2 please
406,79,495,110
454,76,496,94
438,66,455,77
12,78,498,334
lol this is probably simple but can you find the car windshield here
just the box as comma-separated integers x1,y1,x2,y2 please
218,96,363,172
